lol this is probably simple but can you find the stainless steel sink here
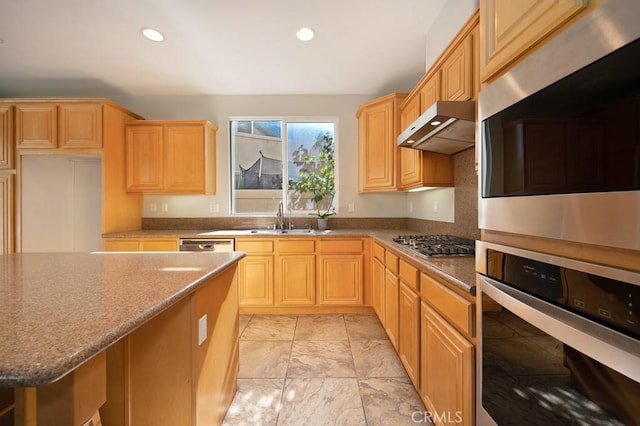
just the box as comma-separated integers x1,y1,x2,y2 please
248,228,315,235
198,228,328,236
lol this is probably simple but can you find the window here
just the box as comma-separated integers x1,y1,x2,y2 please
230,118,336,215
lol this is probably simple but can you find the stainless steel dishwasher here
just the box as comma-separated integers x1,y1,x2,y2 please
179,238,235,252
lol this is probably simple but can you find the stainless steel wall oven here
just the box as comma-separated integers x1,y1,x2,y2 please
476,241,640,425
477,2,640,425
478,1,640,252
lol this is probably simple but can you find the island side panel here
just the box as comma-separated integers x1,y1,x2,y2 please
101,263,240,425
193,264,239,425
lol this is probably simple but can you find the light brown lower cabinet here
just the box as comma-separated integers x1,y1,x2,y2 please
372,256,386,323
317,254,364,304
237,239,275,307
102,237,179,252
420,301,474,426
101,264,239,426
276,239,316,306
238,237,367,311
384,268,399,349
398,281,420,388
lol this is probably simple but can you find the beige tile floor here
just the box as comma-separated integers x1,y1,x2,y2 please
222,314,429,426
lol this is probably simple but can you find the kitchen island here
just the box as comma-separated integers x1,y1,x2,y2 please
0,251,245,425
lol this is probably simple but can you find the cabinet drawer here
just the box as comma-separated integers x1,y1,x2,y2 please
236,239,274,253
141,238,178,252
421,272,474,337
277,239,315,253
102,238,140,252
385,251,399,274
399,259,419,292
318,239,363,253
372,241,385,261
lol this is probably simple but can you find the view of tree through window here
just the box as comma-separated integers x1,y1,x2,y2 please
230,119,336,215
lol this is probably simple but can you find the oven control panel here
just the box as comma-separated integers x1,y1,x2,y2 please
487,249,639,338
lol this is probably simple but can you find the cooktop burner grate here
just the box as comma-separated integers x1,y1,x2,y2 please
392,234,475,257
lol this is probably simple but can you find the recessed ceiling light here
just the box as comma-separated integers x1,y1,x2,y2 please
141,27,165,42
296,27,314,41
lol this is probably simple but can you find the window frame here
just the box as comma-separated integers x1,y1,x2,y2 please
228,116,339,216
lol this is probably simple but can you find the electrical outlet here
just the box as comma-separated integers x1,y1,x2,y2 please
149,203,157,212
433,201,438,213
198,315,207,345
161,203,169,212
210,203,220,213
348,203,355,212
408,202,414,213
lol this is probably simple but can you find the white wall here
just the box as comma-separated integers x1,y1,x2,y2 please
409,0,479,221
110,0,480,222
111,94,410,218
424,0,479,70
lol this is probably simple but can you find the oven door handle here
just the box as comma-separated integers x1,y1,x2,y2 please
479,274,640,382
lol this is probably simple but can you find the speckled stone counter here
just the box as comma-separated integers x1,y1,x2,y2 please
0,251,245,387
103,228,477,295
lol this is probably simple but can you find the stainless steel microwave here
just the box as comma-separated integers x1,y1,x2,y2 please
478,0,640,252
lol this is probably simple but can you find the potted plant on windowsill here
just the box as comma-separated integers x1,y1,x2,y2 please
288,133,335,231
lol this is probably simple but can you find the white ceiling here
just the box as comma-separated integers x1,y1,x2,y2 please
0,0,448,97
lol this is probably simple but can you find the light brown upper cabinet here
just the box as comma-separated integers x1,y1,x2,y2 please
0,106,14,169
398,11,479,190
441,34,474,102
399,79,454,191
15,102,103,149
356,93,407,192
125,120,217,194
480,0,589,83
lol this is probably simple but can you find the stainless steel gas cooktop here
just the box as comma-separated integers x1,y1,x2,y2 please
392,234,475,257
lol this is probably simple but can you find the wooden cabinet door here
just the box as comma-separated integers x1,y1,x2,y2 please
0,106,13,169
58,103,102,149
441,34,474,101
238,255,274,306
399,282,420,389
384,269,399,349
102,238,141,252
317,254,363,305
140,238,179,251
276,239,316,306
0,174,14,255
125,125,164,192
164,124,206,193
480,0,588,82
419,72,441,114
399,95,422,190
15,104,57,148
125,121,216,194
277,255,316,305
357,94,405,192
372,257,386,325
101,238,178,252
420,302,473,426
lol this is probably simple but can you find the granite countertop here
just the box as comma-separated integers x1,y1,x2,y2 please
103,228,477,295
0,251,245,387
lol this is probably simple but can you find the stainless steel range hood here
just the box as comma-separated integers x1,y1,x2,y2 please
397,100,475,154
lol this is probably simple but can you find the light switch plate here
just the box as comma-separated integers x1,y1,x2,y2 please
198,314,207,345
